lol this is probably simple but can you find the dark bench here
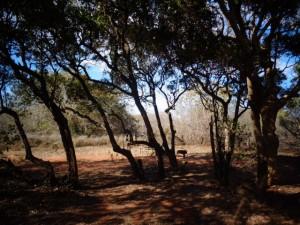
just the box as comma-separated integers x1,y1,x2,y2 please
177,150,187,158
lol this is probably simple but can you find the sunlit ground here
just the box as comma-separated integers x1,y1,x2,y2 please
1,146,299,225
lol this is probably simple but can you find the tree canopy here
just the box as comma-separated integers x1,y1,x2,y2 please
0,0,299,191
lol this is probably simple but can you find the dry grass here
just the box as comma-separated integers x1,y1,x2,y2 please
74,135,111,147
1,143,211,162
27,133,62,149
26,134,124,149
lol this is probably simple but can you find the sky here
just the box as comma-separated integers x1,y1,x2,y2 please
85,60,169,115
85,54,299,116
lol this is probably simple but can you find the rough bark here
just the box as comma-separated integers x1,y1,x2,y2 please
246,76,269,192
246,73,281,192
251,109,269,192
133,94,165,178
261,107,279,186
51,105,78,185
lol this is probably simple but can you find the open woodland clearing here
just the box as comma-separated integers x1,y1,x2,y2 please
1,0,300,224
2,144,212,161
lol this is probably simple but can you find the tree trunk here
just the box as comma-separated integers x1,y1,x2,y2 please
72,74,144,180
14,112,56,184
51,105,78,185
247,74,280,192
261,107,279,186
13,111,33,160
133,95,166,178
1,108,56,184
252,110,269,193
166,150,177,168
0,108,31,158
167,112,178,168
99,106,145,180
7,66,76,185
152,95,177,169
153,94,170,151
222,129,237,185
209,117,218,178
210,109,238,186
122,148,145,180
155,147,165,179
246,76,269,193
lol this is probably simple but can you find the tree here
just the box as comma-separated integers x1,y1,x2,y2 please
0,67,55,184
43,0,191,178
278,66,300,141
213,0,300,192
152,0,300,192
0,0,78,184
64,76,136,137
279,97,300,141
183,62,248,185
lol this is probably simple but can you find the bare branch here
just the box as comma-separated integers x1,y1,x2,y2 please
64,106,100,126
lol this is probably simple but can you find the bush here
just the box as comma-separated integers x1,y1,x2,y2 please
74,135,111,147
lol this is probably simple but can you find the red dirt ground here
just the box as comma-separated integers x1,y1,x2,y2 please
1,152,300,225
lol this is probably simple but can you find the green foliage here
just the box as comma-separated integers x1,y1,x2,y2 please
0,115,18,147
0,0,299,148
279,97,300,139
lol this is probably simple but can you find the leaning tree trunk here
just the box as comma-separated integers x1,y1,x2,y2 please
51,105,78,185
13,111,33,160
15,113,56,184
99,106,145,180
72,74,144,180
133,95,166,178
1,108,56,184
152,94,177,168
123,149,145,180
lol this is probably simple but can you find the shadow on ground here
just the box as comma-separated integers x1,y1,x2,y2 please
0,153,299,225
